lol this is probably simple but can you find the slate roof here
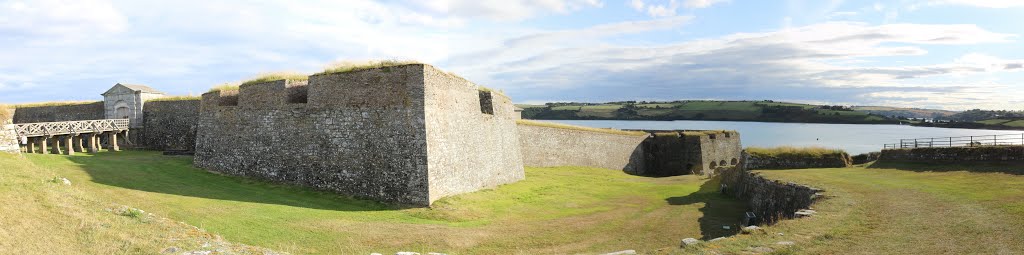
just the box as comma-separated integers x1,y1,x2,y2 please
101,83,166,95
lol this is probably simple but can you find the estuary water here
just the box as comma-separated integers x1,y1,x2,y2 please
546,120,1024,155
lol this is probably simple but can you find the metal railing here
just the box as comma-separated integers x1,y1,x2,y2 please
14,119,129,139
883,133,1024,149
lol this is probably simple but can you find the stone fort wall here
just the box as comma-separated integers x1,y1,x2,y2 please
12,102,105,123
720,166,822,225
517,123,648,173
1,108,18,154
880,146,1024,162
142,99,200,151
194,64,523,205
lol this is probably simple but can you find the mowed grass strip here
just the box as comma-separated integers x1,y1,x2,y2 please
692,164,1024,254
27,151,744,254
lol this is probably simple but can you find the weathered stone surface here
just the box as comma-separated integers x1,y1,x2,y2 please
745,151,852,170
12,102,104,123
0,112,18,154
720,165,822,225
880,146,1024,162
142,99,200,151
680,238,701,247
640,131,742,177
517,124,647,173
195,64,523,206
776,241,795,246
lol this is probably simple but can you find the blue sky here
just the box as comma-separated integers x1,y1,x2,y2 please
0,0,1022,110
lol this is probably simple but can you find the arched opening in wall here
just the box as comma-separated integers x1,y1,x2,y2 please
709,162,717,169
719,160,727,166
478,90,494,115
708,134,716,139
286,85,308,104
731,158,738,165
113,100,130,119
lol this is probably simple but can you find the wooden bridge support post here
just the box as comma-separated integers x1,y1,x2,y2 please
107,132,120,152
62,135,74,156
86,133,98,153
25,137,35,153
38,137,48,154
50,136,62,155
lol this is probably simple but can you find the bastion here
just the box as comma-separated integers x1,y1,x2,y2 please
193,64,524,206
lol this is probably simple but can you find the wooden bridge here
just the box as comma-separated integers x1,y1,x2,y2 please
14,119,130,155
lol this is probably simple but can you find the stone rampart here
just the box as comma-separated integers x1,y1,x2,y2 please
517,124,647,173
1,109,18,154
720,166,822,225
142,99,200,151
639,131,742,176
745,151,852,170
880,146,1024,162
195,64,523,206
13,102,105,123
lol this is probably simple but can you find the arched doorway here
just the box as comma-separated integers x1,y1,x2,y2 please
114,101,130,119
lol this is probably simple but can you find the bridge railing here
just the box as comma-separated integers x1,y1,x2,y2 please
14,119,129,139
883,133,1024,149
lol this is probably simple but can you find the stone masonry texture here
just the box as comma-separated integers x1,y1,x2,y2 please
517,124,648,173
745,151,852,170
880,146,1024,162
720,166,822,225
1,109,18,154
13,102,105,123
194,64,524,206
142,99,200,151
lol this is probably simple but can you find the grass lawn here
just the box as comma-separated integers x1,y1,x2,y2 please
26,151,745,254
976,119,1012,125
691,162,1024,254
679,101,760,111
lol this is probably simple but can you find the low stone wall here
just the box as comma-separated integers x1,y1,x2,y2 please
142,99,200,151
720,167,822,225
13,102,105,123
880,146,1024,162
745,151,851,170
1,110,18,154
517,124,647,173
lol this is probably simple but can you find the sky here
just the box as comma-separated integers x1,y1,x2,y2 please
0,0,1022,110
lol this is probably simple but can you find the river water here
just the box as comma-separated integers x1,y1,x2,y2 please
545,120,1024,155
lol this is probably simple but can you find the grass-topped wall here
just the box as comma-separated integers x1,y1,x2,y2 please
515,119,648,136
745,146,852,170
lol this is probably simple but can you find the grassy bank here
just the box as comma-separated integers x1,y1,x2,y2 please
25,151,742,254
745,146,849,159
690,164,1024,254
0,152,277,254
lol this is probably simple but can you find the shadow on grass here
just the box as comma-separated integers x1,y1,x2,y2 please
868,160,1024,175
665,176,748,240
63,150,401,211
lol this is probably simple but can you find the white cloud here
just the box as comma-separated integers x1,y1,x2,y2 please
929,0,1024,8
0,0,127,39
408,0,604,21
683,0,728,8
628,0,645,11
630,0,726,17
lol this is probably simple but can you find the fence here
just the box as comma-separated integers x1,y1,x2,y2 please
14,119,129,139
883,133,1024,149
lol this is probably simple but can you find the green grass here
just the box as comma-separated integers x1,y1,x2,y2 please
318,60,421,75
679,101,760,111
746,146,847,158
693,163,1024,254
25,151,740,254
147,96,201,102
0,104,10,122
516,119,648,136
514,104,546,109
1003,120,1024,127
0,152,278,254
551,105,582,111
206,82,242,93
240,71,309,86
13,101,102,108
976,119,1012,125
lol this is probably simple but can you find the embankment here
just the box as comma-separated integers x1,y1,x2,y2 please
880,146,1024,162
745,146,851,170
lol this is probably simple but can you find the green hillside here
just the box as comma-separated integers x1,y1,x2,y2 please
519,100,899,124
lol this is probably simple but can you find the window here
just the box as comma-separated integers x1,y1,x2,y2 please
709,162,717,168
287,85,308,104
731,158,738,165
708,134,716,139
479,91,494,115
719,160,727,166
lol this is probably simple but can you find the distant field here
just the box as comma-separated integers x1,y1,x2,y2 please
518,100,897,124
